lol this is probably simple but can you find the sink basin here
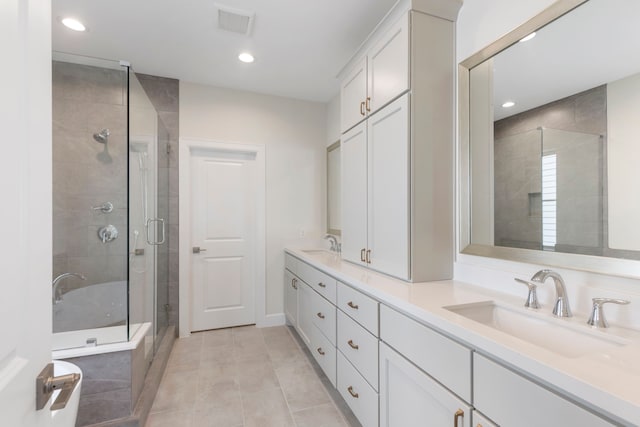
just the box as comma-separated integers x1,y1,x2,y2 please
445,301,628,358
299,249,341,263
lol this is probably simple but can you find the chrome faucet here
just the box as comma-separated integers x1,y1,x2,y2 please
324,234,340,253
52,273,86,304
531,269,572,318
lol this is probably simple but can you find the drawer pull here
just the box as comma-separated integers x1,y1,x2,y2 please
365,249,371,264
347,339,359,350
360,248,366,262
360,101,365,116
454,409,464,426
318,282,326,288
316,312,325,319
291,278,297,289
347,301,359,310
347,386,359,398
365,97,371,112
316,347,325,356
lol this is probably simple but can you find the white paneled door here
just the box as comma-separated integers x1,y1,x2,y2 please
189,147,259,331
0,0,54,425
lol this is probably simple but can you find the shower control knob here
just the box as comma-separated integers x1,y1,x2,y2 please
98,225,118,243
92,202,114,213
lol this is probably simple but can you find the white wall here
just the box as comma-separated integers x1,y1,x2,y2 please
456,0,640,328
607,72,640,251
180,82,327,316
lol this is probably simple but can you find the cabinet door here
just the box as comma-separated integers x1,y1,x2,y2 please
284,270,297,327
296,281,313,348
367,14,409,114
472,411,497,427
341,121,368,266
367,94,410,280
380,343,472,427
341,57,368,133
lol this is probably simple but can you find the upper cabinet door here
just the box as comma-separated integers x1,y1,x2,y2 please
367,94,410,280
341,122,368,267
367,15,409,114
341,57,368,133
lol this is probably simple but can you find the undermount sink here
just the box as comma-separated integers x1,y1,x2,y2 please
445,301,628,358
299,249,341,263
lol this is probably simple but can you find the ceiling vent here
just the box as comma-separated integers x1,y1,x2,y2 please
216,4,254,36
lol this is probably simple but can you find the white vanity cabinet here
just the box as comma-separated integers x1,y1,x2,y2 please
340,15,409,133
379,343,472,427
340,7,457,282
474,354,615,427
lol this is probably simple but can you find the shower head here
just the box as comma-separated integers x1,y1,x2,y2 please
93,128,110,144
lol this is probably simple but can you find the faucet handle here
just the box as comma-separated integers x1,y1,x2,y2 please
587,298,630,328
514,278,541,309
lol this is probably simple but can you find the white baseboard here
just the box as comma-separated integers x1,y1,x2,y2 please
257,313,286,328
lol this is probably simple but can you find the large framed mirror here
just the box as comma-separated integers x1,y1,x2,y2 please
459,0,640,278
327,140,341,235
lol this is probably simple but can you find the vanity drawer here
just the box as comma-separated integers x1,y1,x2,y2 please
284,253,298,274
337,281,379,336
297,260,337,304
337,351,379,427
474,354,614,427
337,310,379,390
310,287,336,345
309,323,336,387
380,305,471,402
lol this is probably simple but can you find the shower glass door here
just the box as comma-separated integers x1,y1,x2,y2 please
128,68,170,359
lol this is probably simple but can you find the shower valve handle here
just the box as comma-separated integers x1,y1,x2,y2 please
92,202,114,213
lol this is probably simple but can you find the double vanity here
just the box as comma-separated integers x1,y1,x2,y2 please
284,247,639,426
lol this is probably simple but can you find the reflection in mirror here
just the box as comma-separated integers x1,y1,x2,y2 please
462,0,640,271
327,141,341,235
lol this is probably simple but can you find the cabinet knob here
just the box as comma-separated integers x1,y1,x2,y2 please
316,312,325,319
347,339,359,350
347,386,359,398
316,347,325,356
347,301,359,310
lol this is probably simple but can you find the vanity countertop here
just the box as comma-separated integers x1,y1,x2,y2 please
285,247,640,425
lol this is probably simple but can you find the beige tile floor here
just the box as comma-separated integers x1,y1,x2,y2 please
146,325,360,427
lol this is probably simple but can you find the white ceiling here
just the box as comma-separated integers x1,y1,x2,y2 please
52,0,398,103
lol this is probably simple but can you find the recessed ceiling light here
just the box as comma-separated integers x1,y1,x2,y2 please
238,52,254,63
519,32,536,43
61,17,86,32
502,101,516,108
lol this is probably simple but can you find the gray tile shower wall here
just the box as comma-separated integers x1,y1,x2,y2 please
52,61,129,333
136,74,180,330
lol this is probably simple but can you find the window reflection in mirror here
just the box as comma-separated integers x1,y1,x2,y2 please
327,140,341,235
468,0,640,260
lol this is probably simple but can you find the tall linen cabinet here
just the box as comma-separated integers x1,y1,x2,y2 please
340,2,460,282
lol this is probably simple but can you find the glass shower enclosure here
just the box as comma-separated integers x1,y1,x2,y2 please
51,52,169,359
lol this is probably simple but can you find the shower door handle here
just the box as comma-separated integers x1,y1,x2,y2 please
145,218,165,245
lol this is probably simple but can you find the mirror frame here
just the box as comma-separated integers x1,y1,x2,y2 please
458,0,640,279
327,140,341,236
